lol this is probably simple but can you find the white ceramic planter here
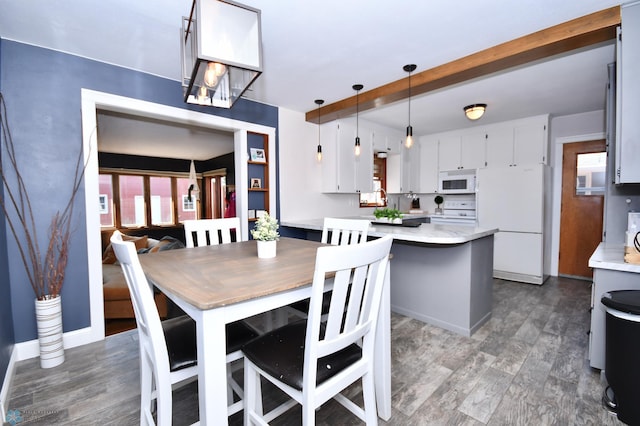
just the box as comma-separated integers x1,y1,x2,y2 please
257,240,277,259
35,295,65,368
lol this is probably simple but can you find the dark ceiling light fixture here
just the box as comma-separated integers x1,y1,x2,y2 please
315,99,324,162
403,64,417,149
353,84,363,157
181,0,263,108
464,103,487,120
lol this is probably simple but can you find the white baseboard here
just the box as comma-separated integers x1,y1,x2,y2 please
1,347,17,423
14,326,97,361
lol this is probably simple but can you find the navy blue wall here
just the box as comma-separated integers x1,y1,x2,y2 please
0,38,17,387
0,40,277,353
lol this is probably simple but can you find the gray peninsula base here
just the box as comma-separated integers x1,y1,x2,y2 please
389,235,494,337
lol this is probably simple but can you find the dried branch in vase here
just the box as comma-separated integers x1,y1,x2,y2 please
0,92,90,300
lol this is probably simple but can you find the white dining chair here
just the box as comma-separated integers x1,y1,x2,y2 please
321,217,370,246
242,235,393,425
110,231,258,425
286,217,371,320
183,217,242,248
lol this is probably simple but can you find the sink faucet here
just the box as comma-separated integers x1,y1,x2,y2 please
376,188,387,206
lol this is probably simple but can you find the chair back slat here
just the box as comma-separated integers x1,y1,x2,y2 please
321,217,370,246
184,217,242,248
110,231,172,388
304,235,392,383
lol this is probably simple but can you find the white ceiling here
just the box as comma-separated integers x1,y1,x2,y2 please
0,0,625,158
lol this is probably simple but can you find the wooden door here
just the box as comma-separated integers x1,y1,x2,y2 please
559,140,605,279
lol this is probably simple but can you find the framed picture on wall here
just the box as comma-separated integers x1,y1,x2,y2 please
250,178,262,189
250,148,266,162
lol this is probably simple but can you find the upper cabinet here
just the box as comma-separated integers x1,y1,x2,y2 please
485,115,549,168
321,118,373,193
418,135,439,193
438,130,487,171
616,3,640,183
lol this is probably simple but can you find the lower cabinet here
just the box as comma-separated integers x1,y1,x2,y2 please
589,267,640,370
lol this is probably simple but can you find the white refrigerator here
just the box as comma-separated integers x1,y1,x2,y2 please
477,164,548,284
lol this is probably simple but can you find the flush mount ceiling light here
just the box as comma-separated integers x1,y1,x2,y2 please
464,104,487,120
403,64,417,149
353,84,363,157
315,99,324,162
181,0,263,108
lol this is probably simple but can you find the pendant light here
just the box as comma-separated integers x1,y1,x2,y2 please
403,64,417,149
353,84,363,156
315,99,324,161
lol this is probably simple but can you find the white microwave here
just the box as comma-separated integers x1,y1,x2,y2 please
438,170,476,194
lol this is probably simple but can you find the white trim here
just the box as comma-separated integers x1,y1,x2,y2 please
0,347,17,422
78,89,276,346
550,132,606,276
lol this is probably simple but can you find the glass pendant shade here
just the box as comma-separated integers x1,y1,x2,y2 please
181,0,263,108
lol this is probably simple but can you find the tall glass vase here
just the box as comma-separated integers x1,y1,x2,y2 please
35,295,65,368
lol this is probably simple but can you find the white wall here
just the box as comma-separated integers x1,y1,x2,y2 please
549,110,606,276
278,108,375,221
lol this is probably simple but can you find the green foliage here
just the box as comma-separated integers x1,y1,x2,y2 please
373,208,403,220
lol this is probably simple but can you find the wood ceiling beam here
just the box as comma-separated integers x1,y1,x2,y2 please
305,6,621,124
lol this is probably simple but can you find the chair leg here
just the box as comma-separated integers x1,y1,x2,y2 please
301,403,316,426
361,370,378,426
244,358,269,425
140,356,153,424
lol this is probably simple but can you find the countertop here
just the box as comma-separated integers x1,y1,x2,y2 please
589,242,640,274
281,217,497,245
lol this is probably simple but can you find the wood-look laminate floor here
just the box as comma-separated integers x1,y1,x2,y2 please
6,277,624,425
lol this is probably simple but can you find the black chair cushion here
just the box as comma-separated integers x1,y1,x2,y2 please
162,315,197,372
288,292,332,316
242,320,362,390
163,316,259,372
226,320,260,354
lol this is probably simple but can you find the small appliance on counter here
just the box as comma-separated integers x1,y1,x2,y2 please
625,212,640,265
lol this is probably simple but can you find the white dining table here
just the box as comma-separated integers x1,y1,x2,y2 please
139,237,391,425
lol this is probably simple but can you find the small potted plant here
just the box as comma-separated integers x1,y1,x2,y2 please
373,207,404,224
434,195,444,214
251,212,280,258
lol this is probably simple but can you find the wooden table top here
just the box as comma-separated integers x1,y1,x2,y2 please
138,237,323,310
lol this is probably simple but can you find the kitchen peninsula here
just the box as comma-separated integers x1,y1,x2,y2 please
282,218,498,336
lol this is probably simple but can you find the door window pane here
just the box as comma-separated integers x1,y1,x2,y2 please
119,175,145,227
177,177,197,222
576,152,606,195
150,177,173,225
98,174,114,227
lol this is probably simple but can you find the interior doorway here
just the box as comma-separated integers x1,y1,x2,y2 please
558,139,606,279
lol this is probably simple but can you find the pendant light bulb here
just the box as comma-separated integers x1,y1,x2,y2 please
204,62,219,87
403,64,417,149
315,99,324,162
353,84,363,157
406,125,414,149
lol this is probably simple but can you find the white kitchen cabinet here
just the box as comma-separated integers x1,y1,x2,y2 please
371,123,402,155
321,119,373,193
438,130,486,171
418,135,439,193
485,115,549,168
387,144,420,193
616,3,640,183
589,257,640,370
